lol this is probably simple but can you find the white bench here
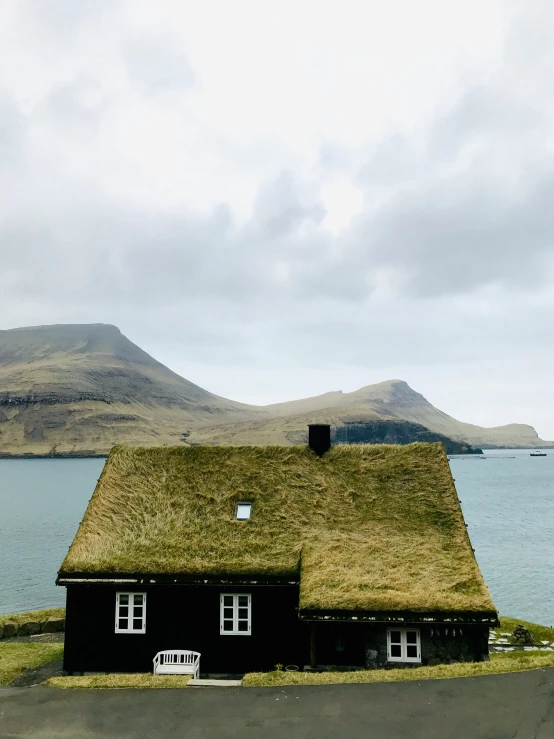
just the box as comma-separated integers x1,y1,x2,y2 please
153,650,200,678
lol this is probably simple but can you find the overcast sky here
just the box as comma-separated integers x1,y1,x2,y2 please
2,0,554,437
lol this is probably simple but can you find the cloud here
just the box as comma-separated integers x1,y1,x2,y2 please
123,34,195,95
2,0,554,436
349,66,554,296
0,92,26,168
27,0,119,38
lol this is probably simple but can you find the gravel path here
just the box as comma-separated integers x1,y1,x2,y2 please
9,660,65,687
2,632,64,644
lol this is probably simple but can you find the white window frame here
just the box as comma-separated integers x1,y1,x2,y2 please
220,593,251,635
387,628,421,663
236,502,252,520
115,592,147,634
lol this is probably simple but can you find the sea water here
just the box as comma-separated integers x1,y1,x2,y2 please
449,448,554,626
0,458,105,614
0,451,552,624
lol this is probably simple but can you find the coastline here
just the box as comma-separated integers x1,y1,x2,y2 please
1,447,550,459
0,452,108,459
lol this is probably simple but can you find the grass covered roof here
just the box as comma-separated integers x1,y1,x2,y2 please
60,443,496,614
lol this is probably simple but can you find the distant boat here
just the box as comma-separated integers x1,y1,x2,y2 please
530,450,547,457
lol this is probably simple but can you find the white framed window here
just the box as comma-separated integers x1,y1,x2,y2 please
220,593,251,635
387,628,421,663
236,502,252,520
115,592,146,634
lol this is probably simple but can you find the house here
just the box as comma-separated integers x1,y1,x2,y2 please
57,425,498,675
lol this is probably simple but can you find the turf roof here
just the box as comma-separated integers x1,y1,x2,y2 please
60,443,496,614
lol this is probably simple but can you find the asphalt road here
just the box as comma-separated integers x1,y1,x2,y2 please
1,668,554,739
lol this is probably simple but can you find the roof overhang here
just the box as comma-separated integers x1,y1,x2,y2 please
56,572,299,587
298,609,499,625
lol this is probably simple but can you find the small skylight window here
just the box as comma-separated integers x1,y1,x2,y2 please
236,502,252,520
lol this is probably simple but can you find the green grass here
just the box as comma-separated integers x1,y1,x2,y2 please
47,652,554,691
497,617,554,644
0,608,65,627
0,642,64,685
242,651,554,687
46,673,194,689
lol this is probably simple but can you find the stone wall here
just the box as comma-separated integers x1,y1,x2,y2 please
0,617,65,639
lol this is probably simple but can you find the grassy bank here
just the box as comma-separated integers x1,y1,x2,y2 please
0,608,65,685
0,608,65,627
497,616,554,643
47,673,193,689
47,651,554,690
242,651,554,687
0,643,64,686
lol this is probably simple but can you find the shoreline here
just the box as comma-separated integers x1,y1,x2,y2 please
0,452,108,459
0,447,552,459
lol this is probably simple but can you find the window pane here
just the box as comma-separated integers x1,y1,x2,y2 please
133,594,144,606
133,606,143,617
133,618,143,631
223,595,233,607
238,595,249,608
389,631,401,644
237,620,249,632
119,594,129,605
118,606,129,617
390,644,402,657
223,619,233,631
407,645,418,658
118,618,128,630
223,607,234,618
236,503,252,520
238,608,249,620
406,631,418,644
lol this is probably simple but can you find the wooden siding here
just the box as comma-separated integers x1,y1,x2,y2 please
63,584,305,674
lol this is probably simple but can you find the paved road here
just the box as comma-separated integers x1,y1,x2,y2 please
1,668,554,738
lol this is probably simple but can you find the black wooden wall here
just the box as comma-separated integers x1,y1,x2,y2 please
63,583,305,675
63,584,490,674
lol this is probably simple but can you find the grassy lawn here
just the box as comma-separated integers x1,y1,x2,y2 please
242,651,554,687
0,643,64,686
496,617,554,643
0,608,65,627
47,651,554,690
47,673,193,689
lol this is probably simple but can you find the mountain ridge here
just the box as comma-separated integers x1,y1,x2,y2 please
0,323,550,454
253,379,546,448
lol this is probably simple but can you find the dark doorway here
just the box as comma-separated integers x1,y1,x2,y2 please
315,624,366,666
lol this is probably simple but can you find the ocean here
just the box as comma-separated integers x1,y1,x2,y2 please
0,450,552,624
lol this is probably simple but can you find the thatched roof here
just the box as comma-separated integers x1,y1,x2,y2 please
59,443,496,614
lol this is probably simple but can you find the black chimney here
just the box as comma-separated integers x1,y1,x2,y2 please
308,424,331,456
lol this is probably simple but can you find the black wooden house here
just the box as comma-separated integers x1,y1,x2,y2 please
58,426,497,675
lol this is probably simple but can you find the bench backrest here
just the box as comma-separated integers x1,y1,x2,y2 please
157,650,199,666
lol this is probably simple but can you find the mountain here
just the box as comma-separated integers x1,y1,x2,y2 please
270,380,546,449
186,380,549,449
0,323,260,455
0,323,550,455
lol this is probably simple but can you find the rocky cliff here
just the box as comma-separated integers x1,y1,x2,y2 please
333,421,482,454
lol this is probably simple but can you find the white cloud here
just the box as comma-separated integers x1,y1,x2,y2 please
2,0,554,438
